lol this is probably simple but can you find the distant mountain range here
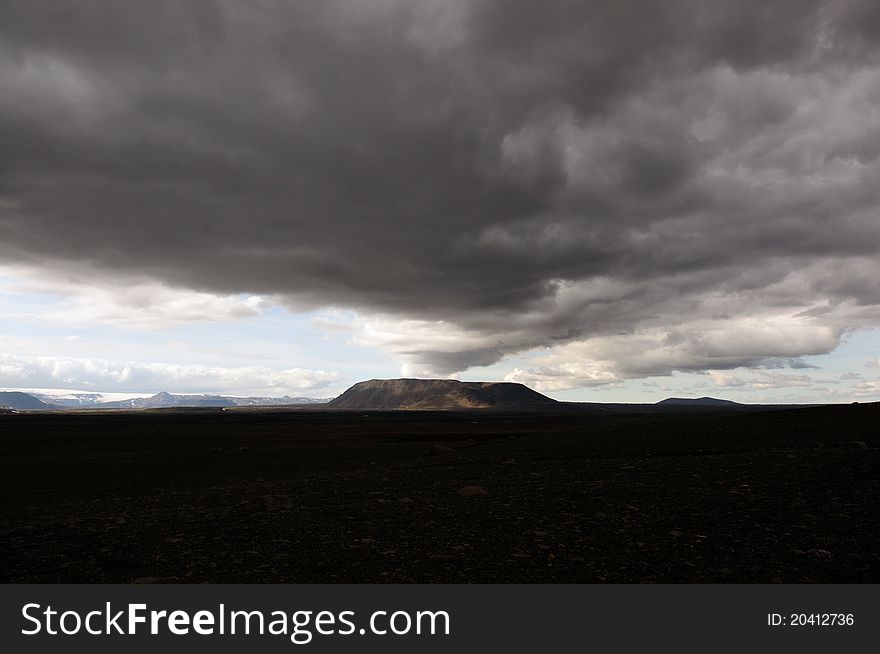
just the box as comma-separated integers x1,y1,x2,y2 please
327,378,558,410
0,391,330,411
0,382,770,413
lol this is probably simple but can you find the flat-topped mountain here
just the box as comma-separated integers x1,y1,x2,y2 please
327,378,557,410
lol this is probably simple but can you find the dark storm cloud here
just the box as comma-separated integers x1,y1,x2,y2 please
2,1,880,380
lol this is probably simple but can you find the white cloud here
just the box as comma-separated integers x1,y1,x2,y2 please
708,371,746,387
0,264,276,329
505,364,619,392
500,312,841,392
852,380,880,397
0,354,339,396
746,371,815,390
312,309,507,376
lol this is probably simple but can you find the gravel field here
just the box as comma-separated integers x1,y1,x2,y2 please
1,404,877,583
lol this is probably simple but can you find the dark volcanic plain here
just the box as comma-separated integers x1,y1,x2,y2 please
1,403,878,583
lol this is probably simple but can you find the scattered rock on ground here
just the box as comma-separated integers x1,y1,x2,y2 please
458,485,488,497
261,494,293,512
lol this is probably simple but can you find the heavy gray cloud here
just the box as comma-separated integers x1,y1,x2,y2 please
2,1,879,383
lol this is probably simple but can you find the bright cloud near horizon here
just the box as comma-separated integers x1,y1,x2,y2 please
2,1,880,403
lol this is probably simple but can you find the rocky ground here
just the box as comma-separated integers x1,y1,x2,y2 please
1,403,877,583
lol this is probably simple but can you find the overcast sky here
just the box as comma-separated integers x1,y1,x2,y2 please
2,1,880,402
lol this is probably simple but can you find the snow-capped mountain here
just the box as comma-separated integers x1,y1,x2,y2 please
7,390,331,410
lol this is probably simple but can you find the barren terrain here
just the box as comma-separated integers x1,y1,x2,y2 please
1,403,877,583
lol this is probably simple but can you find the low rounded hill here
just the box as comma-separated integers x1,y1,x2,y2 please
0,392,54,410
327,379,557,410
